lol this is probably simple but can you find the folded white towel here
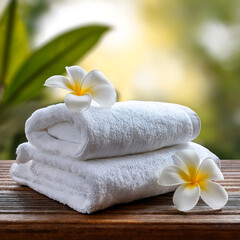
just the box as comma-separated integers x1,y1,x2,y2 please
11,142,219,213
23,101,201,161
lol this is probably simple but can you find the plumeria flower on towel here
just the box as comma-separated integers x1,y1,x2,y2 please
157,149,228,211
44,66,116,112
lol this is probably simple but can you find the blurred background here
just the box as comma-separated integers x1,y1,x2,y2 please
0,0,239,159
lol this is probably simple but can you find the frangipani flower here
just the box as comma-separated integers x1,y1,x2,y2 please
158,149,228,211
44,66,116,112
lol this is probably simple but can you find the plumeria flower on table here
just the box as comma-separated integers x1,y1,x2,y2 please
44,66,116,112
157,149,228,211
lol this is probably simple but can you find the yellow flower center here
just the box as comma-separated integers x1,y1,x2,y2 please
178,165,209,189
67,82,92,96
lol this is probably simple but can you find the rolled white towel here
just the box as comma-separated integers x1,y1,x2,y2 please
11,142,218,214
24,101,201,161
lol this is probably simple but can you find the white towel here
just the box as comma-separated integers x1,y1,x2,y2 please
24,101,201,161
11,142,219,214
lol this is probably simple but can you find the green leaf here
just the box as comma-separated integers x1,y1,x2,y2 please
2,25,109,104
0,0,30,86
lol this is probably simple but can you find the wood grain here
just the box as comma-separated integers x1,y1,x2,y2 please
0,160,240,240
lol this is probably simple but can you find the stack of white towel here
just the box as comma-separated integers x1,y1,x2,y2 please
10,101,219,213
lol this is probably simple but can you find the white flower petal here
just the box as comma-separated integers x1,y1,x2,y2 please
173,150,201,181
198,158,224,181
90,84,116,107
64,93,91,112
200,181,228,210
157,166,186,186
44,76,72,91
174,149,201,170
173,154,187,172
66,66,87,86
173,183,200,211
81,70,114,89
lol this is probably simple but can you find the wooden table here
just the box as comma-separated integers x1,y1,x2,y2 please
0,160,239,240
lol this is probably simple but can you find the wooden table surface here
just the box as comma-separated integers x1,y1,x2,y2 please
0,160,239,240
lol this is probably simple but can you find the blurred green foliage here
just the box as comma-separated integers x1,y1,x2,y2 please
0,0,29,87
143,0,240,159
19,0,50,41
0,0,109,159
